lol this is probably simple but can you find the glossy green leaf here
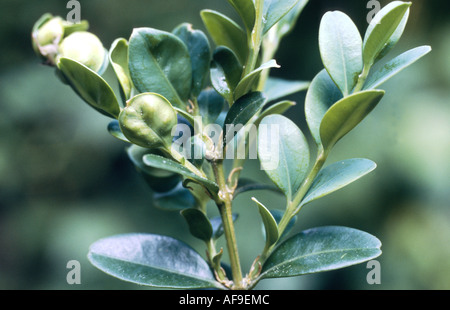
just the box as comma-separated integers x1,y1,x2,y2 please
210,46,243,105
109,38,133,101
260,226,382,279
198,88,225,125
227,0,255,32
271,0,308,39
128,27,192,108
143,154,219,195
363,46,432,90
375,7,409,61
181,208,213,242
252,197,279,249
57,57,121,119
234,59,280,100
233,178,282,198
107,120,130,143
172,23,211,98
127,145,180,193
301,158,377,208
258,114,310,201
319,11,363,96
263,0,301,34
223,92,266,145
255,101,296,127
305,69,343,146
264,77,309,102
153,183,196,211
173,106,195,127
88,233,222,289
210,214,239,240
363,1,411,67
200,10,248,64
119,93,178,149
320,90,384,153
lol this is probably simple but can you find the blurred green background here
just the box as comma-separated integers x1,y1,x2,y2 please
0,0,449,290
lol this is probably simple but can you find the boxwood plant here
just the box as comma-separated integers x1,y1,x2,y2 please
32,0,430,290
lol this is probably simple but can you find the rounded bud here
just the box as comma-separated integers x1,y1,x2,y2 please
58,31,107,72
119,93,178,150
35,17,64,47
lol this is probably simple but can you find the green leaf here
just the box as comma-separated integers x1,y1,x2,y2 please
301,158,377,208
233,178,282,198
172,23,211,98
128,27,192,108
363,46,432,90
363,1,411,68
223,92,266,145
127,145,181,193
57,57,121,119
234,59,280,100
173,106,195,127
252,197,279,249
198,88,225,125
107,120,130,143
88,233,222,289
62,20,90,37
153,183,196,211
263,0,301,34
271,0,308,39
264,77,309,102
227,0,256,32
210,46,243,105
260,226,382,279
375,7,410,61
200,9,248,64
258,114,310,201
119,93,178,149
319,11,363,96
109,38,133,101
320,90,384,153
143,154,219,195
305,69,343,146
181,209,213,242
210,214,239,240
255,100,296,128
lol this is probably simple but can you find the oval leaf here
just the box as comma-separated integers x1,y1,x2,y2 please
319,11,363,96
153,183,196,211
363,45,432,90
363,1,411,67
263,0,301,34
304,69,343,146
252,197,279,249
210,46,243,105
260,226,382,279
57,57,121,119
271,0,309,39
143,153,219,195
258,114,310,201
264,77,309,102
128,27,192,108
234,59,280,100
172,23,211,98
198,88,225,125
109,38,133,101
255,100,296,127
181,208,213,242
200,9,248,64
107,120,130,143
88,233,222,289
319,90,385,153
227,0,256,32
301,158,377,208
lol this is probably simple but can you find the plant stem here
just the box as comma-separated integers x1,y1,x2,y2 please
353,64,371,93
211,160,243,289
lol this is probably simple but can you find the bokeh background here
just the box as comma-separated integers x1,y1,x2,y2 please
0,0,449,290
